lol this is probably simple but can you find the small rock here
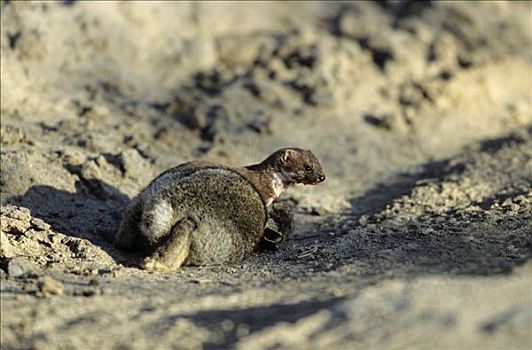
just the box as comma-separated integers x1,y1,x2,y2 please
30,217,51,231
7,257,40,278
3,206,31,221
120,149,143,172
501,198,513,207
358,215,369,225
236,324,250,338
420,227,435,235
0,231,17,258
221,319,234,332
66,239,91,257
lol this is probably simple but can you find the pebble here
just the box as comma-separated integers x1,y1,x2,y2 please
7,257,40,278
236,324,250,338
30,217,51,231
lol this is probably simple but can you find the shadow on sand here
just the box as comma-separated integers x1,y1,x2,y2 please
287,132,531,278
5,179,139,266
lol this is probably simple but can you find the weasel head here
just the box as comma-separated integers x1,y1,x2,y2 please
270,147,326,186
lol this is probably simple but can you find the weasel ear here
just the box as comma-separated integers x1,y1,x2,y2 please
280,149,294,164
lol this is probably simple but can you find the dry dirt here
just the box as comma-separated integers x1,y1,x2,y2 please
1,1,531,349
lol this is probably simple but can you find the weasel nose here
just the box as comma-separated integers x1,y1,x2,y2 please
318,175,326,182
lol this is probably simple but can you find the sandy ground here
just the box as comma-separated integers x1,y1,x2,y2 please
1,1,531,349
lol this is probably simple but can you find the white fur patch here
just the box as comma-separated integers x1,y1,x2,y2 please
272,173,285,198
267,171,295,206
146,200,174,237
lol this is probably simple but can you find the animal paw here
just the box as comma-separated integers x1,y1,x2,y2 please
141,256,174,272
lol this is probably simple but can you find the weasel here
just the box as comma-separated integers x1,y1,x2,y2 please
157,147,325,207
114,147,325,272
242,147,326,206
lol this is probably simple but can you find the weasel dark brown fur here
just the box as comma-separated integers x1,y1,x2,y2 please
114,147,325,272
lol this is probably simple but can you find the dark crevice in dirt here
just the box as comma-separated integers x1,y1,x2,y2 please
356,37,395,71
7,31,21,49
457,55,473,69
194,70,240,96
101,154,127,175
328,5,351,37
99,81,123,97
130,145,154,163
398,81,435,108
282,49,317,69
77,106,93,117
242,81,261,98
427,42,438,63
438,70,453,81
374,0,434,24
37,121,61,133
148,102,171,113
285,80,317,106
363,113,393,130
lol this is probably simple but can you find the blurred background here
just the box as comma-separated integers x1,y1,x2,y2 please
2,1,530,210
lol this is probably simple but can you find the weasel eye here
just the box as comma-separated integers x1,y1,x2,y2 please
304,165,312,172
